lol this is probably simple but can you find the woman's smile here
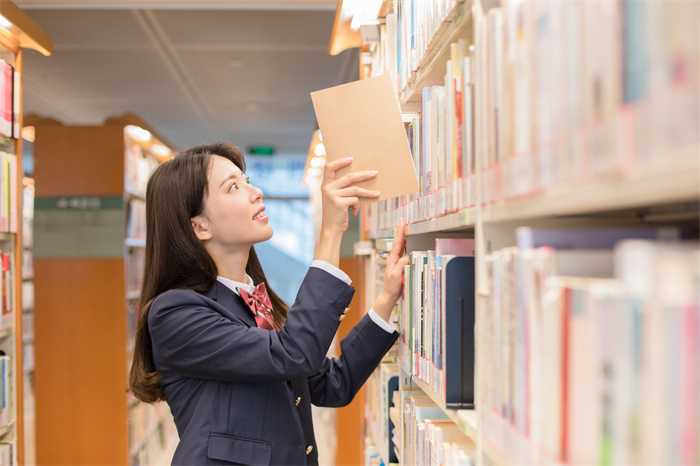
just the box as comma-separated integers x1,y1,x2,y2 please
253,206,267,221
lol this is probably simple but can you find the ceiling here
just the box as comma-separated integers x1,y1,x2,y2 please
16,0,360,154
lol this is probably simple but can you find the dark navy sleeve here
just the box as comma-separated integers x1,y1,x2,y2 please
307,312,399,407
149,267,354,383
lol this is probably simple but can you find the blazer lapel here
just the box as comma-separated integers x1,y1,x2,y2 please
202,281,257,329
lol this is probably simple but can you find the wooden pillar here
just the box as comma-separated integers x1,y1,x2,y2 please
335,256,366,465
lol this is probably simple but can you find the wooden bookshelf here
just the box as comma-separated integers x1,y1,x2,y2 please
369,209,476,239
482,143,699,223
0,4,52,465
32,116,176,466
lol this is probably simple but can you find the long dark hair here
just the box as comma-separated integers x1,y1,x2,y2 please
129,141,289,403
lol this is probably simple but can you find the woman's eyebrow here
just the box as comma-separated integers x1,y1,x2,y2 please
219,171,242,188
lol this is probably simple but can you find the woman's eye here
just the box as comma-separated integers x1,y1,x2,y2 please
229,182,239,192
245,176,251,184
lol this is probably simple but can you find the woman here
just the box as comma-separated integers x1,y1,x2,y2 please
128,141,408,465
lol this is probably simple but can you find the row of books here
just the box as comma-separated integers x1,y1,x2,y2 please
0,60,20,140
400,393,475,466
475,0,698,203
363,0,699,233
0,152,17,234
127,199,146,241
126,247,145,297
127,301,138,354
131,418,176,466
481,228,698,465
129,401,176,461
365,362,399,465
386,0,461,95
397,238,475,408
125,142,159,198
365,36,476,232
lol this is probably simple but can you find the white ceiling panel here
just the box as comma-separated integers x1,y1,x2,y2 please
24,49,184,105
153,10,336,48
19,5,357,154
17,9,152,46
174,49,354,106
16,0,336,10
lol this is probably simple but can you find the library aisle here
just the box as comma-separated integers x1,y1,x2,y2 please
0,0,695,465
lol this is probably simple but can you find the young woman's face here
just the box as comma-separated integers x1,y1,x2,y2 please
195,155,273,249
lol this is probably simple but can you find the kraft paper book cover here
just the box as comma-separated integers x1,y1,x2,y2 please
311,74,419,205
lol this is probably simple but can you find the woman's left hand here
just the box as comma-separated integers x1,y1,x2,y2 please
373,219,410,322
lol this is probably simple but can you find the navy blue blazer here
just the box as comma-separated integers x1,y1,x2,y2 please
149,267,399,465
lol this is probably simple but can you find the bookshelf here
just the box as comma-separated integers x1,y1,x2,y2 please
347,0,699,465
0,3,52,465
31,114,178,465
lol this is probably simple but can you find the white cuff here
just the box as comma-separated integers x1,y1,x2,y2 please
368,308,396,334
311,260,352,285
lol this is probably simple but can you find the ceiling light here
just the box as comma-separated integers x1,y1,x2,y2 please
310,157,326,168
342,0,383,31
245,103,261,112
150,144,171,157
125,125,151,142
307,167,322,178
314,143,326,156
0,15,12,30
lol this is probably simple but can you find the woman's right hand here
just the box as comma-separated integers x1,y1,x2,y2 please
313,157,380,268
320,157,380,233
373,218,409,322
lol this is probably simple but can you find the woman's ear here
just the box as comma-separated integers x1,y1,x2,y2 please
191,216,212,241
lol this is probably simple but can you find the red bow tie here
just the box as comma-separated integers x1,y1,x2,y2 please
238,282,279,332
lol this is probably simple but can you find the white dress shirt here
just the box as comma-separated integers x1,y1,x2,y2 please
216,260,395,334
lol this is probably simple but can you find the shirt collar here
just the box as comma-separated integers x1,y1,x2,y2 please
216,274,255,296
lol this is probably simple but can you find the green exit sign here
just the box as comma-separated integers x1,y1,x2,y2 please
248,146,275,156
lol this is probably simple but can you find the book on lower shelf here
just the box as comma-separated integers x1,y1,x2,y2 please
401,394,476,466
365,362,399,466
398,238,475,407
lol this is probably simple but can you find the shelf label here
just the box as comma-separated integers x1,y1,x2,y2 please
34,196,124,258
35,196,123,211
